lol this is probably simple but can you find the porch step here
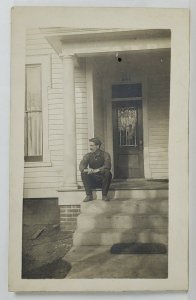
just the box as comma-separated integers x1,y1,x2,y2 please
93,189,168,200
73,197,168,246
81,198,168,214
77,213,168,231
58,187,168,205
73,228,168,246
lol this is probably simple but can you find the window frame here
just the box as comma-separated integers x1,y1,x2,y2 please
24,55,51,168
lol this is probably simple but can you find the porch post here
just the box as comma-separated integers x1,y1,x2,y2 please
61,54,77,189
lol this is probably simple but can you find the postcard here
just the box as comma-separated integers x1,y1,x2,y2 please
9,6,189,292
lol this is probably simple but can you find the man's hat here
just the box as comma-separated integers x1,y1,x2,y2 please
89,137,102,146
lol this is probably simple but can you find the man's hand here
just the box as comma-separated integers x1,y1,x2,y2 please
83,168,100,174
87,168,94,174
92,168,100,174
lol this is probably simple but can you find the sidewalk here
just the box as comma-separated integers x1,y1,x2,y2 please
63,246,168,279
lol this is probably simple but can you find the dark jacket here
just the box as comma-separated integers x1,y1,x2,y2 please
79,149,111,173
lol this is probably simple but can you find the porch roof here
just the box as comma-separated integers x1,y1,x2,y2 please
40,28,171,57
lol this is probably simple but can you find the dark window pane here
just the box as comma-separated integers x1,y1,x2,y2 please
112,83,142,98
25,155,43,162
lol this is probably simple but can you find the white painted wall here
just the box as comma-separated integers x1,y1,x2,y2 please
24,29,64,197
24,29,89,195
148,75,170,179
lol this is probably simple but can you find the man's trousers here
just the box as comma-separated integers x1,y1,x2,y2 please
81,170,112,196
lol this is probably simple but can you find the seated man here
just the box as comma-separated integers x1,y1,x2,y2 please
79,138,112,202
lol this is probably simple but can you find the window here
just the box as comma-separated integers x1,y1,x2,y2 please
112,83,142,99
25,64,43,162
24,55,51,167
117,105,138,147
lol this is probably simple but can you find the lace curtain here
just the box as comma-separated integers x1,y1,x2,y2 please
24,65,43,159
118,107,137,146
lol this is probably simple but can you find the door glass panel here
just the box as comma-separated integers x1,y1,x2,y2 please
117,106,137,147
112,83,142,98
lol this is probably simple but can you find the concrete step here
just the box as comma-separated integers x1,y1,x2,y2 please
77,213,168,231
58,188,168,205
73,228,168,246
93,189,168,200
74,195,168,247
81,198,168,214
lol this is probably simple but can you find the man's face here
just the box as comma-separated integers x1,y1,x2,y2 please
89,142,99,153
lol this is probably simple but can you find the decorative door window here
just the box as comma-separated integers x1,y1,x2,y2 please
112,83,142,98
24,64,43,161
117,106,138,147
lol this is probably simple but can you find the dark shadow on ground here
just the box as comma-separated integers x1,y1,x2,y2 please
110,242,167,254
22,225,73,278
22,258,72,279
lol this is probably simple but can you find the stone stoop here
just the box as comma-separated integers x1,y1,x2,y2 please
73,190,168,247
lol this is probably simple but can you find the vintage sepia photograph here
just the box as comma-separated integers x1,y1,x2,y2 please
9,7,189,292
22,27,170,280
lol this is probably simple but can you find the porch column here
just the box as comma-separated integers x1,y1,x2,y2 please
62,54,77,189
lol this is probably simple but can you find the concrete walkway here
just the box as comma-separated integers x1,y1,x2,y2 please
63,246,168,279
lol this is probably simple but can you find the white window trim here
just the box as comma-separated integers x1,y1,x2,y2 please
25,55,51,168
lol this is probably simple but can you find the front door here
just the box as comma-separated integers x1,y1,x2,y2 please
112,100,144,179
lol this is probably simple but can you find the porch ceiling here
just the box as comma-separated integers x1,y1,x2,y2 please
89,48,171,76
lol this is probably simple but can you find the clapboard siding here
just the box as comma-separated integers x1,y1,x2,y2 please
76,128,89,134
49,129,64,138
48,108,64,115
48,93,63,99
48,103,64,110
26,29,52,55
49,120,64,126
49,125,64,131
24,183,61,189
24,176,63,184
148,75,170,179
48,115,64,120
49,145,64,151
48,88,63,94
24,29,64,192
25,172,63,178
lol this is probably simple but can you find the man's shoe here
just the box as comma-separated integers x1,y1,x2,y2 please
102,195,110,201
83,195,93,202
